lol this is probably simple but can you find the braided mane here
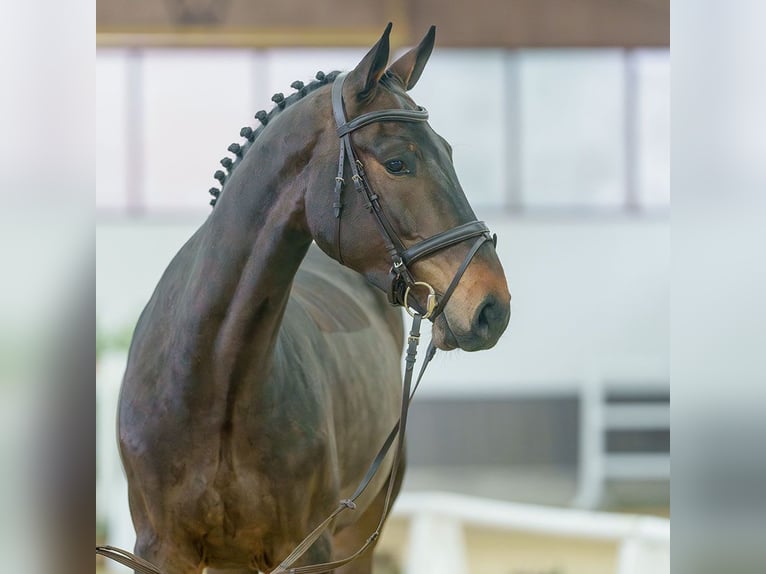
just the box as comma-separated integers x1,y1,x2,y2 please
208,70,341,207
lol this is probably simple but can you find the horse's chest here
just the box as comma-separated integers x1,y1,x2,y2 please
208,412,338,512
196,437,338,571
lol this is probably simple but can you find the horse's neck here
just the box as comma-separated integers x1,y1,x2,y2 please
181,124,318,387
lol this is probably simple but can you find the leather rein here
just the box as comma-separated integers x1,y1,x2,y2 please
96,71,497,574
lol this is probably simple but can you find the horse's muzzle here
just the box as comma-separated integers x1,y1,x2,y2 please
454,293,511,351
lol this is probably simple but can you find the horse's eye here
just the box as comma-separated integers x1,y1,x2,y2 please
385,159,406,174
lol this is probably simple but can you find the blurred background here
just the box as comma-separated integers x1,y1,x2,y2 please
96,1,669,573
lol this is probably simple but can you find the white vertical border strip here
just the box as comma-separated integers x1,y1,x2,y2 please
624,49,639,212
96,351,134,571
250,46,271,118
573,372,605,509
504,49,523,212
125,49,145,216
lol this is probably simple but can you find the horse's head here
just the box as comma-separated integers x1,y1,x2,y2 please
306,24,510,351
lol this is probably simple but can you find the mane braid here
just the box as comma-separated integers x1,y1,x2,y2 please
207,70,341,207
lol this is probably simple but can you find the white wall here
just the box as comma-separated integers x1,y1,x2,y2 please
96,213,668,394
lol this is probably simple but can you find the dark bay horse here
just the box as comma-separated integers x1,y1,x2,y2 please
118,24,510,574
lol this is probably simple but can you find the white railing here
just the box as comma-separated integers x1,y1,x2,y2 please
392,491,669,574
574,369,670,509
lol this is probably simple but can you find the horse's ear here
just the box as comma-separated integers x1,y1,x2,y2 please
387,25,436,91
347,22,392,100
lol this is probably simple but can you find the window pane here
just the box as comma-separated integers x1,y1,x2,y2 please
97,50,128,210
142,49,255,211
636,50,670,207
409,49,506,208
520,50,625,208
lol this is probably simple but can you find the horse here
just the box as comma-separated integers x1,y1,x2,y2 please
117,23,511,574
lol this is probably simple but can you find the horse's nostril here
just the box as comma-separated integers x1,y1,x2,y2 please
474,296,498,338
454,295,509,352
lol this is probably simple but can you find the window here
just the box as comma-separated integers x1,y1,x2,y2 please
141,49,254,211
519,50,626,209
635,50,670,207
96,47,669,215
97,50,129,210
409,49,507,207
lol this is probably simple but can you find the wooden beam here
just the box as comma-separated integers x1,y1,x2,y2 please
97,0,668,48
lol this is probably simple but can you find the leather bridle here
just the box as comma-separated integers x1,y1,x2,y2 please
95,71,499,574
331,71,496,320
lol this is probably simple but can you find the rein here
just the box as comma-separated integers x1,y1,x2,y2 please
96,71,497,574
270,315,434,574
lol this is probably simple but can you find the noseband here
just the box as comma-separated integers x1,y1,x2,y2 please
331,72,496,319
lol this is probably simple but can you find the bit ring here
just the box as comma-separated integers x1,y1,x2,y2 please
403,282,437,320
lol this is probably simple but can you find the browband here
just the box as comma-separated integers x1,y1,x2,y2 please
337,107,429,137
332,72,429,137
